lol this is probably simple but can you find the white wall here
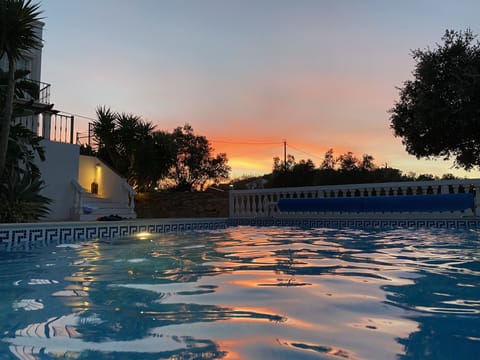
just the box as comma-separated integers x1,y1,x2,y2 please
78,155,130,204
36,140,80,220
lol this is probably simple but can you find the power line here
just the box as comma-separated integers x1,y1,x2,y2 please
225,145,282,157
210,139,282,145
57,111,97,122
288,143,324,162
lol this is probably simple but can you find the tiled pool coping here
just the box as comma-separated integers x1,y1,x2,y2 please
0,218,228,251
1,217,479,251
229,217,480,229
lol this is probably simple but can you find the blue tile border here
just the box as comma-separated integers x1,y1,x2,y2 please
1,216,479,251
0,218,228,251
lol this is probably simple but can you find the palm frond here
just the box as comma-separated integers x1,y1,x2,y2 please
0,0,43,61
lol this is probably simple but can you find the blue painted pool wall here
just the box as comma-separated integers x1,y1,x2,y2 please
278,193,474,213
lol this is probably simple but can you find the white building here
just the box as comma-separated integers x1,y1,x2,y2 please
2,21,136,221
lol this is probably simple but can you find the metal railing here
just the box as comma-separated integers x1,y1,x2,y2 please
11,79,75,144
13,112,75,144
14,79,51,104
37,81,51,104
76,122,98,149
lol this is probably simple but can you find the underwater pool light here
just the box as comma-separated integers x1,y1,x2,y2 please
135,231,152,240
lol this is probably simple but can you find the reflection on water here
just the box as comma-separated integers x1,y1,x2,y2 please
0,227,479,359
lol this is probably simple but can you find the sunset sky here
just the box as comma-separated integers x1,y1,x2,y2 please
40,0,480,179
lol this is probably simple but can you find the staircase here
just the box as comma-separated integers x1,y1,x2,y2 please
71,179,137,221
77,191,137,221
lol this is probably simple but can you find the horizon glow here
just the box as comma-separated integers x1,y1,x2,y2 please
40,0,480,179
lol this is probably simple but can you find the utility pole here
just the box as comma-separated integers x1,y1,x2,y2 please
283,139,287,172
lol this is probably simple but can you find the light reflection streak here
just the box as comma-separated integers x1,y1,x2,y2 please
230,277,313,288
348,316,418,338
277,338,360,359
134,231,153,240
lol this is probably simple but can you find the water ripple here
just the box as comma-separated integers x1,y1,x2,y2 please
1,226,479,359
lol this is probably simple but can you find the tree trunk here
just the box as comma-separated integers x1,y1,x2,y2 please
0,59,16,175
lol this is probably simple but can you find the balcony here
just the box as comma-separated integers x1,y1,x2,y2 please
13,79,52,112
12,80,75,144
37,80,51,105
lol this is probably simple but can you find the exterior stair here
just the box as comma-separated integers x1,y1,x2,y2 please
71,157,137,221
78,192,137,221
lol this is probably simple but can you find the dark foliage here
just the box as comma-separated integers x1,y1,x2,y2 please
0,124,51,222
390,29,480,170
0,0,43,175
92,107,230,192
168,124,230,191
263,150,446,189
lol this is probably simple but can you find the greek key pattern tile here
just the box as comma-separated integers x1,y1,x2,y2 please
228,217,480,230
1,217,478,251
0,219,228,251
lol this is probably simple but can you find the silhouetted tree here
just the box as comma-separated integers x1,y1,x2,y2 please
167,124,230,191
263,148,457,188
132,131,176,192
337,152,359,171
92,106,174,191
273,154,296,172
92,106,118,169
441,173,457,180
369,167,407,183
390,29,480,170
359,154,376,171
416,173,437,181
116,112,155,178
320,148,337,170
291,159,316,186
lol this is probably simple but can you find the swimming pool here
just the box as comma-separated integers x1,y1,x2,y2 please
0,226,479,359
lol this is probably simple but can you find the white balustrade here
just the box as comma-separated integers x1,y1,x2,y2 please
71,179,86,218
122,180,137,215
229,179,480,219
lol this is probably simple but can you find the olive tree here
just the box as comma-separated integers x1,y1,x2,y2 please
168,124,230,191
390,29,480,170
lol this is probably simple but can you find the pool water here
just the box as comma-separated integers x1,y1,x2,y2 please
0,226,479,359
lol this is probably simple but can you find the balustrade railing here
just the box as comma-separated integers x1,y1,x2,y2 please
12,79,75,144
43,112,75,143
14,80,51,105
229,179,480,219
14,112,75,144
122,180,137,214
71,179,86,219
36,80,51,104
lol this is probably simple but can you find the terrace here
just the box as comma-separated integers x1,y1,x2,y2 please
13,80,75,144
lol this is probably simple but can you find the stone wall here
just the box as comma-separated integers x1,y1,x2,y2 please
135,191,229,218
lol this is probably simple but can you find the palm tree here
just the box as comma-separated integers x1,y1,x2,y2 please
116,112,155,178
0,0,43,175
92,106,119,169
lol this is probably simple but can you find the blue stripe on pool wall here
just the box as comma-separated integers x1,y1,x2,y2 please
277,193,474,213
